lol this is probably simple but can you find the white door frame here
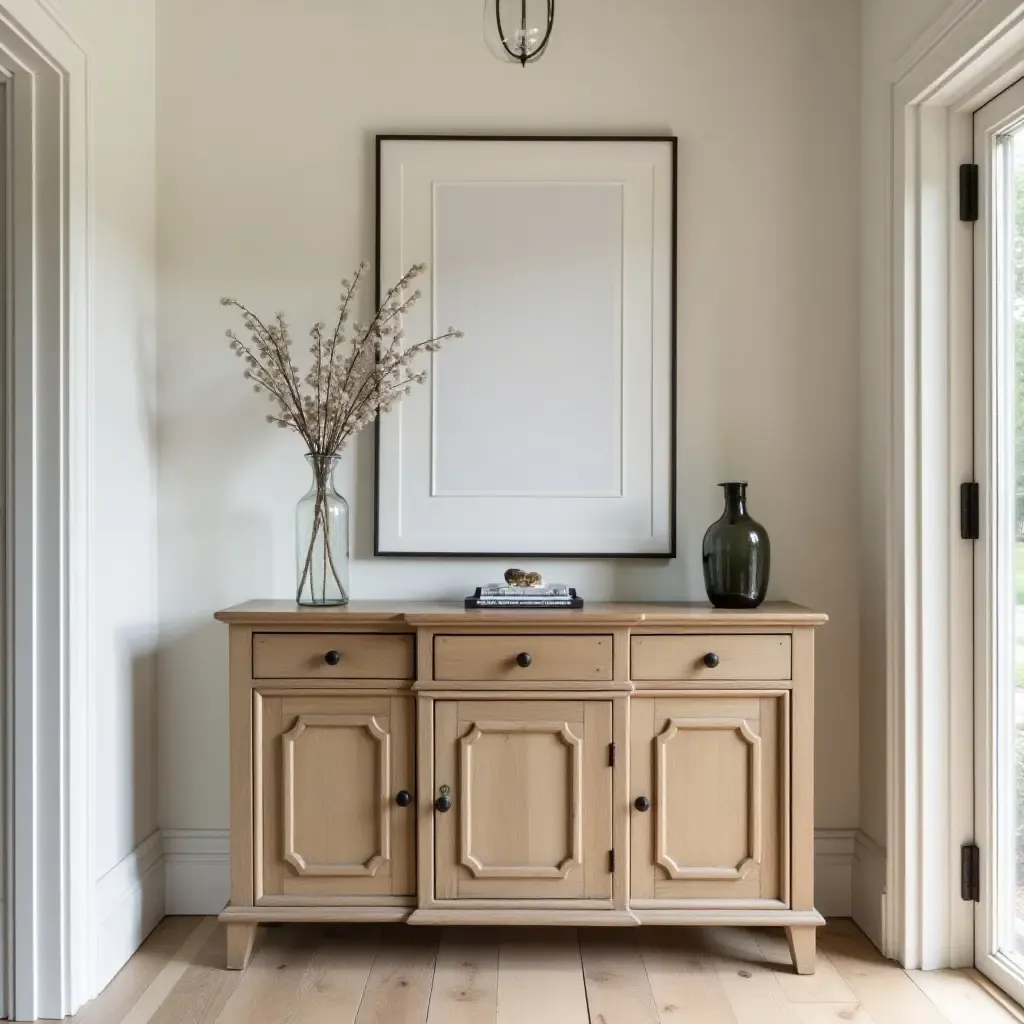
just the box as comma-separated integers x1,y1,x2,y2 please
887,0,1024,970
0,1,93,1019
970,73,1024,1004
0,74,8,1023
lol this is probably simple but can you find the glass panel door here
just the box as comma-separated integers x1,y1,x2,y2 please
975,76,1024,1005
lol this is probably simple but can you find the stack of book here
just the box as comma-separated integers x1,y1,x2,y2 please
464,583,584,610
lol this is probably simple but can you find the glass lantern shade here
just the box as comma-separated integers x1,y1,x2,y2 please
483,0,555,66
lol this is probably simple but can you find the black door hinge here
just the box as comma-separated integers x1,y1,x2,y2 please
609,743,616,768
961,843,980,902
608,849,615,873
961,482,980,540
960,163,979,222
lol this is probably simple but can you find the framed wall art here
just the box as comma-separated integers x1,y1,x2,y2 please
375,134,677,557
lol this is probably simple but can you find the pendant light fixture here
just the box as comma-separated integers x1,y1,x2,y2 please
483,0,555,66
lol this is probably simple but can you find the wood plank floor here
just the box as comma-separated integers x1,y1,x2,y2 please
69,917,1023,1024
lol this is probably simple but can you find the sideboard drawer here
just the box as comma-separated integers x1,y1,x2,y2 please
252,632,414,679
433,635,613,681
631,634,791,681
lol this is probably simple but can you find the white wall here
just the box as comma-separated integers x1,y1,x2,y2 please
56,0,161,988
156,0,862,868
859,0,956,850
854,0,959,948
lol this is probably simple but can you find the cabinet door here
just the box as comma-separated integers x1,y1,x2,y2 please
630,695,787,902
256,694,415,901
434,700,613,900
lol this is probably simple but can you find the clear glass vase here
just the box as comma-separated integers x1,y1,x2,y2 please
295,453,349,606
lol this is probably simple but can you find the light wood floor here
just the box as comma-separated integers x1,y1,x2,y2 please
67,916,1023,1024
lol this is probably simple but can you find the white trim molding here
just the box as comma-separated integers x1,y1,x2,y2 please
161,828,859,919
164,830,230,916
94,832,164,995
0,0,92,1018
885,0,1024,972
0,895,5,1021
814,829,857,918
852,830,887,953
891,0,986,84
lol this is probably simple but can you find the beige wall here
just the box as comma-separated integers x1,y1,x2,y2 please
858,0,957,850
58,0,159,881
156,0,862,842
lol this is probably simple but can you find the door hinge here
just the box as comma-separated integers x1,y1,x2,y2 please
608,742,616,767
960,163,979,222
960,482,980,540
608,849,615,873
961,843,980,902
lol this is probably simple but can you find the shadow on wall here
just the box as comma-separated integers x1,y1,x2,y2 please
156,348,318,864
93,629,163,992
156,616,233,910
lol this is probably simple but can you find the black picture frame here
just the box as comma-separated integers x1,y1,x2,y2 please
373,133,678,559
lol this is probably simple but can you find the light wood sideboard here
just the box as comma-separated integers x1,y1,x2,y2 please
215,600,827,973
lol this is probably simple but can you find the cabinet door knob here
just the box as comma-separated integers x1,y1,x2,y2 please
634,796,651,812
324,650,342,666
516,652,533,668
435,795,452,813
395,790,412,807
703,652,720,669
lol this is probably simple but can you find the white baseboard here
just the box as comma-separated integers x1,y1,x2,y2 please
160,827,860,918
164,829,230,915
814,829,857,917
94,830,165,993
851,830,886,952
0,896,5,1019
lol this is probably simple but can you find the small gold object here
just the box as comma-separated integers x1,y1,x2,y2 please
504,568,544,588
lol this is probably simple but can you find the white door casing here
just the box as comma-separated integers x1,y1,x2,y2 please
972,73,1024,1006
881,0,1024,971
0,1,92,1019
0,74,7,1023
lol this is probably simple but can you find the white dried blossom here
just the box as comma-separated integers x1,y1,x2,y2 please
221,262,465,603
221,261,464,461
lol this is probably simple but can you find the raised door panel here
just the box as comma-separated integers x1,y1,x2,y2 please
257,694,415,900
629,695,787,903
434,700,613,899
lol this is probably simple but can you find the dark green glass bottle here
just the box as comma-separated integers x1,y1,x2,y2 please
702,482,770,609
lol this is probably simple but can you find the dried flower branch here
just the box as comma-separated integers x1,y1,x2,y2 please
222,262,462,456
221,263,465,603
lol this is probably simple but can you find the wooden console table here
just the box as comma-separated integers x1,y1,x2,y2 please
215,601,826,973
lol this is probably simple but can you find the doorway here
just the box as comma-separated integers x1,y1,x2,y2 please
973,74,1024,1006
0,73,8,1024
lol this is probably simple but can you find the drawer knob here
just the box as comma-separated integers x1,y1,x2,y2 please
634,796,651,812
324,650,342,666
395,790,413,808
703,652,720,669
516,652,533,668
435,785,452,813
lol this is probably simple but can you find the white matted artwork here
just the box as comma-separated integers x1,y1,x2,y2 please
375,135,676,556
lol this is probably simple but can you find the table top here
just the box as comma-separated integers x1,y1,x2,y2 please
214,600,828,628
